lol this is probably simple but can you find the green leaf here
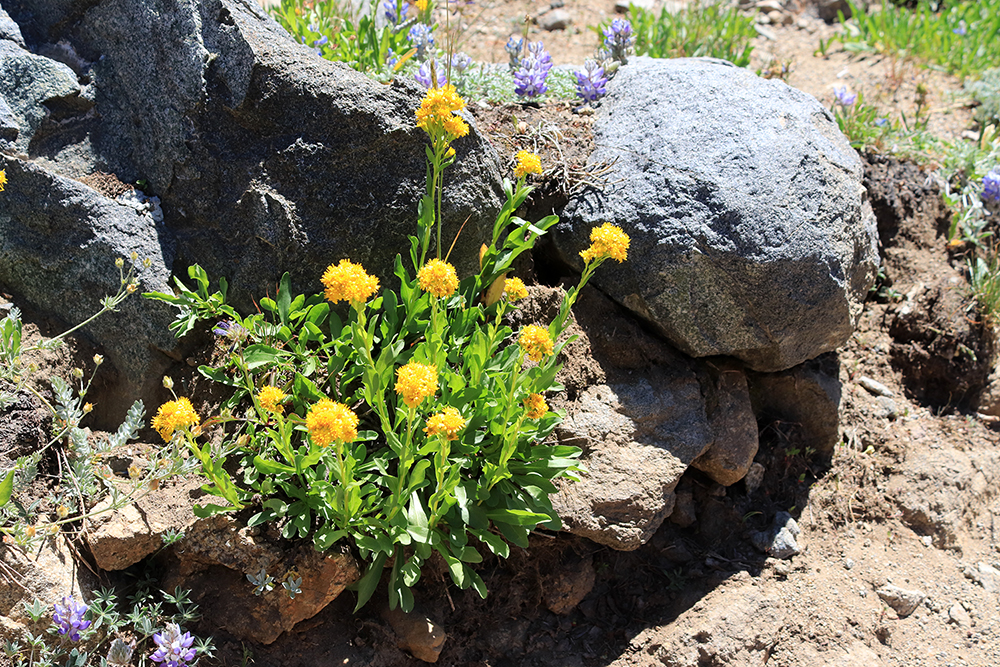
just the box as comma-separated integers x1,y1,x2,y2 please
314,526,348,550
192,503,239,518
253,455,296,475
0,469,14,506
244,344,282,370
353,550,388,612
277,272,293,326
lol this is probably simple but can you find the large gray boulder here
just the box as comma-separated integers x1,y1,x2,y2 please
0,39,80,151
556,57,878,372
1,0,504,314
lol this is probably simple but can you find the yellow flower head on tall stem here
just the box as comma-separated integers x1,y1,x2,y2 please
513,150,542,179
519,324,554,362
418,258,459,298
424,406,466,440
152,397,200,442
580,222,630,264
257,386,286,415
503,277,528,301
306,399,359,447
415,0,429,10
0,169,6,191
322,259,380,306
523,393,548,420
416,85,469,144
395,362,438,408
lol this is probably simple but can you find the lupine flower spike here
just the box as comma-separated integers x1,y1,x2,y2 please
53,596,91,642
982,168,1000,204
514,42,552,99
415,60,447,89
505,36,524,71
150,623,197,667
602,18,634,65
408,23,435,60
575,60,608,104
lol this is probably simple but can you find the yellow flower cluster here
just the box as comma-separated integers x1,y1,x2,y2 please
257,386,286,415
0,169,6,191
415,0,428,10
306,399,359,446
519,325,554,362
322,259,380,306
395,362,438,408
415,85,469,144
580,223,630,264
523,393,548,420
424,406,466,440
418,259,459,298
152,397,200,442
513,150,542,179
503,277,528,301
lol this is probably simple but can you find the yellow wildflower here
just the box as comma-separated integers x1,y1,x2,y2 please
524,393,548,420
519,325,554,362
418,259,459,298
513,150,542,179
395,362,438,408
322,259,380,306
503,277,528,301
258,386,286,415
580,222,630,264
415,0,428,10
416,85,469,143
0,169,6,191
306,399,359,446
424,406,466,440
151,397,200,442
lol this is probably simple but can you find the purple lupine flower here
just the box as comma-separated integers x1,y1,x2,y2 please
414,60,447,88
151,623,198,667
833,86,857,107
53,596,91,642
982,168,1000,203
874,117,889,127
451,51,472,76
505,35,524,71
575,60,608,103
386,48,399,70
383,0,410,24
513,41,552,99
106,638,136,666
602,18,634,64
407,23,435,60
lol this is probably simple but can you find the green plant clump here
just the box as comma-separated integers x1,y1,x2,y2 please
837,0,1000,79
620,0,757,67
965,67,1000,128
146,87,630,612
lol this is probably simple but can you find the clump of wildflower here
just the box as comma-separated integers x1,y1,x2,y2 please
505,36,524,71
575,60,608,104
150,623,197,667
580,222,629,264
383,0,409,25
524,393,548,419
151,397,200,442
306,399,359,446
415,85,469,144
602,18,634,64
504,276,528,301
415,59,447,89
415,0,429,11
418,258,459,297
53,596,91,642
833,86,857,107
106,638,136,667
513,150,542,179
257,386,286,415
513,42,552,99
424,406,466,440
982,168,1000,204
395,362,438,408
0,169,6,191
519,324,554,362
408,23,435,60
322,259,380,306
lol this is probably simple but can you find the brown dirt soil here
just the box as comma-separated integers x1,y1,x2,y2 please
5,3,999,667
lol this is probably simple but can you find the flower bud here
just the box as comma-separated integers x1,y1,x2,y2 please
57,505,69,519
115,257,125,269
83,403,94,414
162,376,174,390
71,368,84,379
93,354,104,366
130,251,138,262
